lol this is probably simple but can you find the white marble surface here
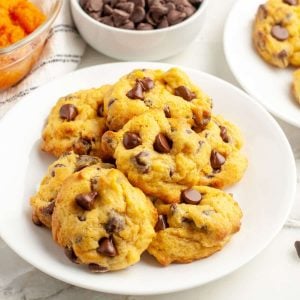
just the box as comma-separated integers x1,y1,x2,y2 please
1,0,300,299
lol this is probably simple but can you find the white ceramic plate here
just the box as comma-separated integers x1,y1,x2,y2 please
0,62,296,295
224,0,300,127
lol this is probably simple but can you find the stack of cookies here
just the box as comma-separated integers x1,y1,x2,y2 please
30,68,247,272
252,0,300,103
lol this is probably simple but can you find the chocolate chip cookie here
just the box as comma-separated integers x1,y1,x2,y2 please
52,164,157,272
41,85,111,157
253,0,300,68
103,68,212,131
101,110,212,203
197,115,248,188
147,186,242,265
30,152,101,228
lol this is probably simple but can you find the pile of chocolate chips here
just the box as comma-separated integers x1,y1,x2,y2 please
80,0,203,30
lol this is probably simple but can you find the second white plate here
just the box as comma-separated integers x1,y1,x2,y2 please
224,0,300,127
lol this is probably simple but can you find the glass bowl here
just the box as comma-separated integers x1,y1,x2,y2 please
0,0,62,91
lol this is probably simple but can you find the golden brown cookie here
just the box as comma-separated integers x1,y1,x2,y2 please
101,110,212,203
41,85,111,158
253,0,300,68
30,152,101,228
197,115,248,188
52,164,157,272
103,68,212,131
147,186,242,266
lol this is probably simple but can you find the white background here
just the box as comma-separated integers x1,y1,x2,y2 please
1,0,300,299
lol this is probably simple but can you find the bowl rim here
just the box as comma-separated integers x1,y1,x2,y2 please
0,0,63,55
71,0,208,34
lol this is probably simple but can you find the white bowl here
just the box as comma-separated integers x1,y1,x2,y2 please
70,0,208,61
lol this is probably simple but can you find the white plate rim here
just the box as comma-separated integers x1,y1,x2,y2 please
223,0,300,128
0,62,297,295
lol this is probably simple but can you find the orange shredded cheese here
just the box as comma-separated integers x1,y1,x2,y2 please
0,0,45,48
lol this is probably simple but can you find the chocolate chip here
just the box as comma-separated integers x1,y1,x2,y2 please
181,188,202,205
153,133,172,153
167,10,186,25
120,20,135,29
271,25,289,41
126,82,144,99
75,191,98,210
103,3,114,15
104,215,125,233
75,155,100,172
163,105,171,118
257,4,268,20
97,237,117,256
59,104,78,121
193,111,211,131
174,86,196,101
83,0,104,12
158,16,169,28
88,263,108,273
130,0,145,7
90,12,101,20
145,12,156,25
283,0,297,5
100,15,114,26
155,215,168,231
278,49,288,61
295,241,300,258
210,150,226,170
138,77,154,91
147,5,168,24
130,6,146,23
116,2,134,13
41,201,55,215
123,132,142,149
219,126,229,143
177,2,195,17
73,138,92,155
134,151,150,173
137,22,154,30
110,0,119,8
64,247,78,263
165,2,176,11
112,9,130,26
97,103,104,117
